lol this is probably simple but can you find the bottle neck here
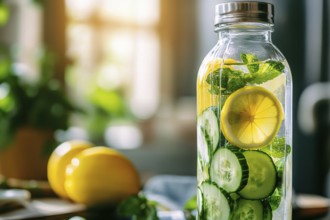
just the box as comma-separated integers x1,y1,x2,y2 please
216,23,273,43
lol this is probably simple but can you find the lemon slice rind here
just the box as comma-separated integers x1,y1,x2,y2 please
221,86,283,149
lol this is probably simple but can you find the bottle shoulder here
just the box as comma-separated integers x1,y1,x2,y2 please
197,40,292,83
225,39,285,60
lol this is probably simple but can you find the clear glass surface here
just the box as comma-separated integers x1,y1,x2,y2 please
196,23,292,220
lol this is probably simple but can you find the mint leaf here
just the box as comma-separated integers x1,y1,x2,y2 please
226,73,247,94
267,188,282,211
250,60,285,84
241,54,285,84
267,60,285,72
184,194,197,211
241,53,259,73
204,54,285,96
117,195,144,216
261,137,291,158
117,193,159,220
275,159,285,187
206,68,247,95
206,69,221,95
183,195,197,220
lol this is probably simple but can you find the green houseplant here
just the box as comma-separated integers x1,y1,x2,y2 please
0,47,76,180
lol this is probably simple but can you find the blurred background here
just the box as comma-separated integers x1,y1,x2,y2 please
0,0,328,197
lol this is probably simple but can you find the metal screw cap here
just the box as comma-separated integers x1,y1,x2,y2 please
215,1,274,25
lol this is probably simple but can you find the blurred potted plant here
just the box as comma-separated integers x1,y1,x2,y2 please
0,47,76,180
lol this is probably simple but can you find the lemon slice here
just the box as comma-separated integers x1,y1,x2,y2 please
221,86,283,149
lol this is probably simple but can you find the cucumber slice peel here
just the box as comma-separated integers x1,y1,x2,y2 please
197,107,220,155
263,200,273,220
197,126,210,164
238,150,277,200
232,199,270,220
210,147,249,192
197,158,209,184
200,182,232,220
197,187,204,219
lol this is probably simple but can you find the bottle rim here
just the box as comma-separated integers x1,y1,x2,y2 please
215,1,274,26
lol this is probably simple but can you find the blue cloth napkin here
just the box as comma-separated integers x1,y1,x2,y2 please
143,175,197,220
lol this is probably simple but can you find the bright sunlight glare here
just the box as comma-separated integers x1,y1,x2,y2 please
98,0,159,26
65,0,96,20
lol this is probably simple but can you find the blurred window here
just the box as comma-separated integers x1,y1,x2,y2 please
65,0,160,123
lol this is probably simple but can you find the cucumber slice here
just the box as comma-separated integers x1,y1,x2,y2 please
201,182,232,220
197,187,204,219
232,199,270,220
239,151,277,200
210,147,249,192
197,126,210,164
263,200,273,220
197,157,209,184
198,107,220,154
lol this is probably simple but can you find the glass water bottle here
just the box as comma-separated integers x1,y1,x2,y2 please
196,2,292,219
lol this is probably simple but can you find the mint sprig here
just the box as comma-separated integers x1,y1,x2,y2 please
206,54,285,95
261,137,291,158
117,193,159,220
206,68,247,95
183,194,197,220
241,53,259,73
267,187,282,211
249,60,285,84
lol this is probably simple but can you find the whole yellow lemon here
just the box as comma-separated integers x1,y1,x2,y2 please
47,140,94,198
64,147,140,206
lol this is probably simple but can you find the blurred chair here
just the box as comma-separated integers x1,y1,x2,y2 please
298,83,330,134
298,82,330,195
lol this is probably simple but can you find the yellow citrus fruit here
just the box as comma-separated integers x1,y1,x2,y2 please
197,58,237,115
47,140,94,198
221,86,283,149
64,147,140,206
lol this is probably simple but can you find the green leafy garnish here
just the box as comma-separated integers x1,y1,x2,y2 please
261,137,291,158
205,69,221,95
241,53,259,73
205,53,285,95
267,188,282,211
249,60,285,84
275,159,285,187
184,194,197,211
117,193,159,220
206,68,247,95
183,195,197,220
